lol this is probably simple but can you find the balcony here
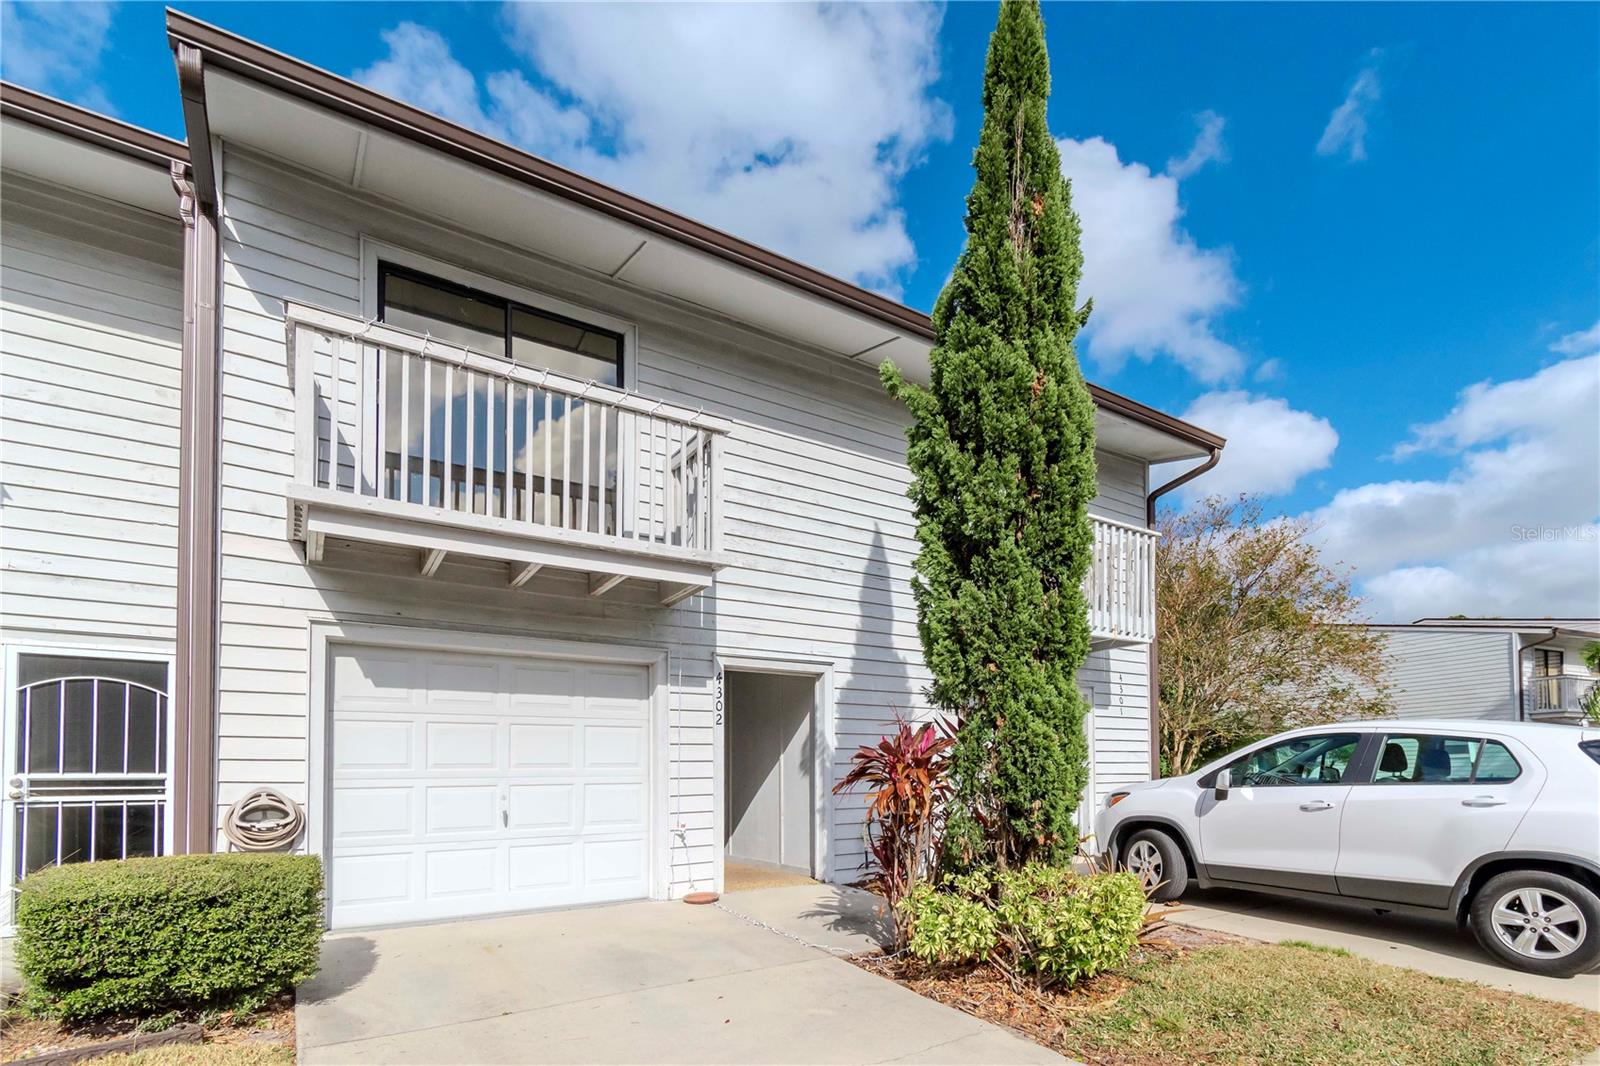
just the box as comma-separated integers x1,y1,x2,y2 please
1526,673,1599,723
285,303,733,605
1085,515,1159,647
284,304,1160,634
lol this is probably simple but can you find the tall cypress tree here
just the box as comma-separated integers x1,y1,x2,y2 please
883,0,1096,870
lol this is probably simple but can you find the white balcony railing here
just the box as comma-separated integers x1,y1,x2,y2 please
1528,673,1599,719
1085,515,1159,646
285,303,731,601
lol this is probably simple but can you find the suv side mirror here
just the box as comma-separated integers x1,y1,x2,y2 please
1215,768,1232,800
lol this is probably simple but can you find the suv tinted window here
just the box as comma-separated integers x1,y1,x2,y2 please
1235,733,1361,786
1373,734,1479,783
1473,740,1521,783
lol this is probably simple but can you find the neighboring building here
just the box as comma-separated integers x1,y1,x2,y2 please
0,12,1224,931
1360,619,1600,726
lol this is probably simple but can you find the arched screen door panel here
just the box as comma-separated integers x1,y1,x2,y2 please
7,654,169,880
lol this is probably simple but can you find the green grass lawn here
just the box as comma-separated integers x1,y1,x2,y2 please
1065,940,1600,1066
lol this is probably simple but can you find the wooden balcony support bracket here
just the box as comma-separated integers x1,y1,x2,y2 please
420,548,447,577
659,582,700,608
509,562,543,588
589,573,627,598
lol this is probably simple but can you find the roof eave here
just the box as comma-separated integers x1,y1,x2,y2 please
0,81,189,170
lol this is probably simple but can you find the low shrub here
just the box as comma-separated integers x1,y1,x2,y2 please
904,872,998,965
992,865,1147,987
15,854,323,1022
901,865,1146,989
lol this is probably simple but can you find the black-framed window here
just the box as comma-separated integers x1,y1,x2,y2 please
378,263,623,387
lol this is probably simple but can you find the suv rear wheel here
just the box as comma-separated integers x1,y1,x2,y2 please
1123,828,1188,903
1469,870,1600,977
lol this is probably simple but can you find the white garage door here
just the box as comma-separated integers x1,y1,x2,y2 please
328,646,652,928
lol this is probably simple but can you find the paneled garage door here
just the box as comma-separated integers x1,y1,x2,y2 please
328,646,652,928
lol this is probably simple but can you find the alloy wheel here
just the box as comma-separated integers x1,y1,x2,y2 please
1489,886,1588,960
1127,839,1163,894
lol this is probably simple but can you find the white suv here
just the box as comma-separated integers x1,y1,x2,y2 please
1094,719,1600,976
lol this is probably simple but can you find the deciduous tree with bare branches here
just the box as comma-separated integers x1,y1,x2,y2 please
1156,496,1392,775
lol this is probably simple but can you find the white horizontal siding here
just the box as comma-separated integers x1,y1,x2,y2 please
1376,629,1518,720
0,172,183,647
211,145,1154,891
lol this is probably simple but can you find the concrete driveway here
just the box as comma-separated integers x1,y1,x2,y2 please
296,885,1067,1065
1166,887,1600,1011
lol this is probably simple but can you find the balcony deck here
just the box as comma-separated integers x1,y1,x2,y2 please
286,303,733,605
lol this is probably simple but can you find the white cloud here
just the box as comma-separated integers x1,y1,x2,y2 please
0,1,116,113
1317,53,1382,162
1057,133,1246,382
1165,110,1228,180
356,25,591,157
1307,339,1600,621
1166,390,1338,500
357,4,951,296
1551,320,1600,356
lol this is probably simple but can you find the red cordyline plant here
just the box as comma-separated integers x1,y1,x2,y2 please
833,715,955,949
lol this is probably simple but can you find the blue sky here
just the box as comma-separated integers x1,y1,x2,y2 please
4,1,1597,621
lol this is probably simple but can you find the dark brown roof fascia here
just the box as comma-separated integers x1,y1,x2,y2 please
0,81,188,170
162,9,1226,456
1091,384,1226,452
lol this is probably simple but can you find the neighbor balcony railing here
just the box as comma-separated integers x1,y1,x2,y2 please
1529,673,1598,716
1085,515,1159,645
287,303,729,573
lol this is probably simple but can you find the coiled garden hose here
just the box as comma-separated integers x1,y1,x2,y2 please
221,787,306,851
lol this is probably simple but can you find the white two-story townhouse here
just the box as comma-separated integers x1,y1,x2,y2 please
0,12,1223,930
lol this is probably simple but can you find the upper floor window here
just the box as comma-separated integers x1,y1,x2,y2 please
379,263,623,387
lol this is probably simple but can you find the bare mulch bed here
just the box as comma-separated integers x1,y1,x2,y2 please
1,995,294,1064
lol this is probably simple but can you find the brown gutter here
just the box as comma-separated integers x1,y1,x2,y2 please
0,81,188,168
169,45,222,853
1142,446,1224,778
162,12,1224,459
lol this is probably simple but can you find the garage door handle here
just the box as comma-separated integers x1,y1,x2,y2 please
1461,796,1506,808
1298,801,1335,812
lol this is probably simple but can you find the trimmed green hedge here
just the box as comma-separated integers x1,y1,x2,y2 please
15,854,323,1022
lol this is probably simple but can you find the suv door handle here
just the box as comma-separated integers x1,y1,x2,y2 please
1298,801,1335,812
1461,796,1506,808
